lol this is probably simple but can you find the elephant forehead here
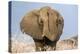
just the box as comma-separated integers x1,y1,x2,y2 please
40,6,51,11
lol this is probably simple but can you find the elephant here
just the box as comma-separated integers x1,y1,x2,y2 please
20,6,64,51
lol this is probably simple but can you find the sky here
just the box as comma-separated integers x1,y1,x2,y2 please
10,1,78,42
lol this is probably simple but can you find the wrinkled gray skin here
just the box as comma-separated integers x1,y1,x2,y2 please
20,6,64,51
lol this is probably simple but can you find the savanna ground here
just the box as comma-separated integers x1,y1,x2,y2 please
10,35,78,53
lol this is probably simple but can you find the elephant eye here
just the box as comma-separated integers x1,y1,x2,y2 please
56,19,62,27
58,19,62,24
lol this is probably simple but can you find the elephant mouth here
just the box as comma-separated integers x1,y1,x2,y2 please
34,36,57,45
43,36,57,45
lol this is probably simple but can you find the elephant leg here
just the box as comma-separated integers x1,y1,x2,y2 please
51,41,57,50
45,37,57,51
33,39,45,51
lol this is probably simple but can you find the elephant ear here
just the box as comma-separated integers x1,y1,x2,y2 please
20,10,44,40
56,13,64,38
56,12,64,40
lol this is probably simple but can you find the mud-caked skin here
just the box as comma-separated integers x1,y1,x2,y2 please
20,6,64,51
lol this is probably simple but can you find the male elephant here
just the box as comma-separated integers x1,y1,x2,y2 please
20,6,64,51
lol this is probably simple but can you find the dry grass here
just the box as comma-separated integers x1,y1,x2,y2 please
11,40,35,53
10,36,78,53
56,39,77,50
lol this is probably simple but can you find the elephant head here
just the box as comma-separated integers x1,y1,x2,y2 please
20,6,64,51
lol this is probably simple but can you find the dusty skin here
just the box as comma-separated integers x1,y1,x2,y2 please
20,6,64,51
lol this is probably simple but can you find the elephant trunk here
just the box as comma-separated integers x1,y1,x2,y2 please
39,7,59,41
39,7,51,39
